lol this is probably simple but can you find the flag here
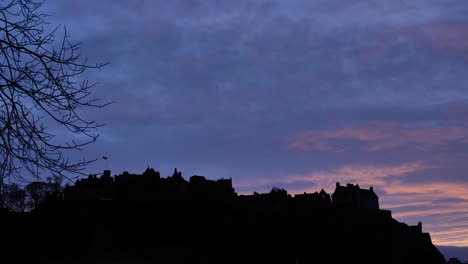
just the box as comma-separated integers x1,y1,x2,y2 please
102,156,108,160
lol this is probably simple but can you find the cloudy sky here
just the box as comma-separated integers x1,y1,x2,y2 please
44,0,468,252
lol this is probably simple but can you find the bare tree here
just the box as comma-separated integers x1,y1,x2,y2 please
0,0,108,207
2,183,26,211
25,180,49,209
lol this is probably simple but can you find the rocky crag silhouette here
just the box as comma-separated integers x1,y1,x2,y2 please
1,167,446,264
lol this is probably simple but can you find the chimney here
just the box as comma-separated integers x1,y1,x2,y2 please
336,182,340,187
370,187,374,192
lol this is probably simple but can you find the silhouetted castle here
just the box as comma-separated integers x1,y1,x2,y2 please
2,167,445,264
64,168,380,212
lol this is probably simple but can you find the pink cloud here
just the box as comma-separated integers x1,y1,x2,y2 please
236,161,430,193
288,122,468,153
383,182,468,247
236,162,468,247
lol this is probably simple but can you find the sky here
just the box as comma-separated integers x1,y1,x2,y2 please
42,0,468,255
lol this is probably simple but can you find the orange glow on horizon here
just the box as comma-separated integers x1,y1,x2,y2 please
236,162,468,247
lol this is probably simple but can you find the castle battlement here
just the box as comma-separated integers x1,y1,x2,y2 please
332,182,379,210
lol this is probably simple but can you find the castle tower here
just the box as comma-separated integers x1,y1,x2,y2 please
332,183,379,209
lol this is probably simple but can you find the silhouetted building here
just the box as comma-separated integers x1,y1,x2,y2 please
294,191,320,201
64,167,236,201
142,167,160,178
319,189,332,204
189,175,235,198
293,189,332,209
332,182,379,209
170,168,184,182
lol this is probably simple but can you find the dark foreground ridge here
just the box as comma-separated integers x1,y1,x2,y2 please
1,168,446,264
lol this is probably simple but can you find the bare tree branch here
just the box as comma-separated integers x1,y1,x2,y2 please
0,0,109,207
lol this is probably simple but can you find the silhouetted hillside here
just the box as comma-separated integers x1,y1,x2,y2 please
1,168,446,264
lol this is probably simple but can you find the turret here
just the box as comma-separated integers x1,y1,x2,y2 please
171,168,186,182
173,168,181,177
143,166,160,178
